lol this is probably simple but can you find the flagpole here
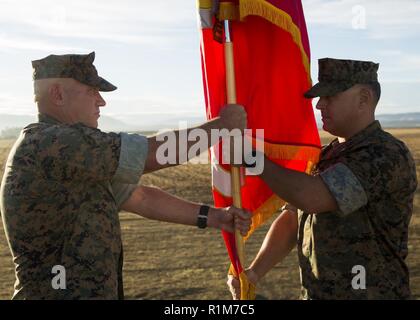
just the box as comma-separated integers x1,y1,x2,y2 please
223,19,249,300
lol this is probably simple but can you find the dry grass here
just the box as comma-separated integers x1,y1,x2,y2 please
0,129,419,300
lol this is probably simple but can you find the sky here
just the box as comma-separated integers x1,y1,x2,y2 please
0,0,419,124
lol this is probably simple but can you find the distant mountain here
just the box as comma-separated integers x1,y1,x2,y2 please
0,114,136,133
110,113,206,132
1,112,419,138
314,112,420,128
0,114,37,132
0,113,206,136
98,115,136,132
375,113,420,128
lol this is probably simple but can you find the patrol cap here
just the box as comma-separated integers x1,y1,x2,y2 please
31,51,117,92
304,58,379,98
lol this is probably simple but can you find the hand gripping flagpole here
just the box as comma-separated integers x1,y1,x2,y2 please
223,19,255,300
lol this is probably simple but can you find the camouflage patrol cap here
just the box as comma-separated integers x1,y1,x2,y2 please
304,58,379,98
32,52,117,92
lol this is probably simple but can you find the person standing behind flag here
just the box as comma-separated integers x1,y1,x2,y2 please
227,58,418,300
0,51,252,300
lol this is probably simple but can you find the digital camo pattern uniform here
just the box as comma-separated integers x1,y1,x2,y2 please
298,121,418,299
304,58,379,98
32,51,117,92
0,114,147,299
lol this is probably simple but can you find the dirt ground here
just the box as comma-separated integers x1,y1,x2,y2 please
0,128,419,300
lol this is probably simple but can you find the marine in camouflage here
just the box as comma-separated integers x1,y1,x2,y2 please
298,121,417,299
0,114,148,299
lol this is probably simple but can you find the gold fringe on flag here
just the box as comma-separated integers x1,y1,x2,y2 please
219,2,240,21
252,139,321,163
198,0,213,9
239,0,311,84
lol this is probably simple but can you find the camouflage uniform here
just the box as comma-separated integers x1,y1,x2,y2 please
0,52,148,299
31,51,117,92
298,59,418,299
304,58,379,99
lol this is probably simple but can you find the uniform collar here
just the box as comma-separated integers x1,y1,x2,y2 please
323,120,382,156
37,113,63,125
344,120,382,145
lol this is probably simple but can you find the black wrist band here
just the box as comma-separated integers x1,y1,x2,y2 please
197,205,210,229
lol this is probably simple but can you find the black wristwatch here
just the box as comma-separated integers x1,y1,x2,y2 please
197,205,210,229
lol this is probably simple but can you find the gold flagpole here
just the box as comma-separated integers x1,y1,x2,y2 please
223,19,254,300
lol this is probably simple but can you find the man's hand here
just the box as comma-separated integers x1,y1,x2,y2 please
218,104,247,166
209,206,252,236
219,104,247,131
227,268,259,300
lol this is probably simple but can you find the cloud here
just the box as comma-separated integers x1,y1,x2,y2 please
303,0,420,39
0,0,198,48
0,34,87,52
0,93,35,114
1,0,196,26
103,95,205,115
376,50,420,83
1,0,418,118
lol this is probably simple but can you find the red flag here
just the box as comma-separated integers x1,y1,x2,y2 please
198,0,321,277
